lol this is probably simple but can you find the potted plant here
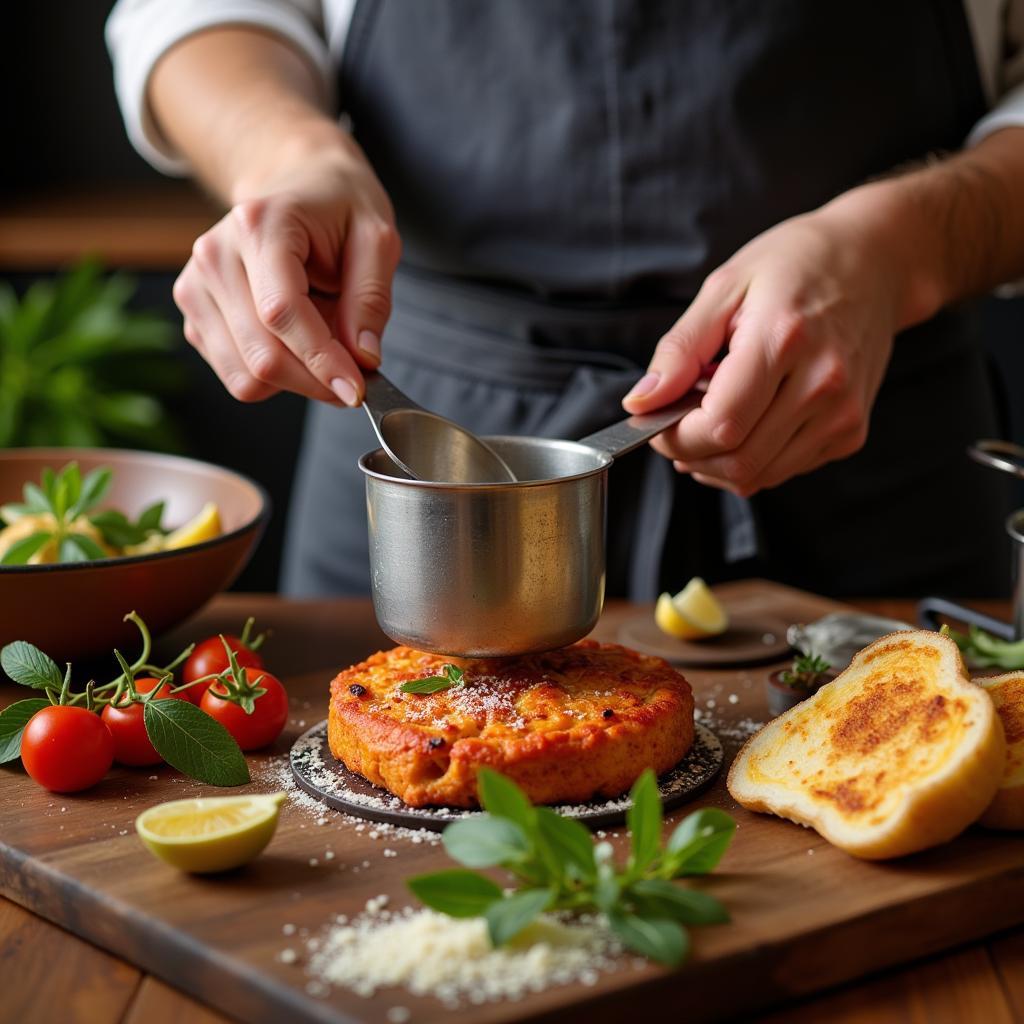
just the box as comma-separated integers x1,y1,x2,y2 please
766,652,834,717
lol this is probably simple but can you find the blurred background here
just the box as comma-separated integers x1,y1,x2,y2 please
3,2,1024,594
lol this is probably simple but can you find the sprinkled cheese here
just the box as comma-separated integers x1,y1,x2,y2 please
306,906,627,1007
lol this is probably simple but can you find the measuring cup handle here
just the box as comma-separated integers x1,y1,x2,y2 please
968,439,1024,481
578,381,708,461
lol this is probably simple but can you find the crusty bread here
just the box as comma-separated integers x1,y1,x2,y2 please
328,640,694,808
977,671,1024,830
728,631,1005,859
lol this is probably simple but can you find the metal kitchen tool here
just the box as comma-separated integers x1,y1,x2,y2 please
361,371,517,484
360,383,707,657
918,438,1024,642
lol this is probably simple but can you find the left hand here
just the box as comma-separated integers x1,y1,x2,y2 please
622,201,914,496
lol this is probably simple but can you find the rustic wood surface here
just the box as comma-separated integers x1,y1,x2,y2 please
1,584,1022,1024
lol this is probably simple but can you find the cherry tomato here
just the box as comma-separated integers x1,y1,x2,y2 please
200,670,288,750
182,635,264,703
101,677,185,766
21,706,114,793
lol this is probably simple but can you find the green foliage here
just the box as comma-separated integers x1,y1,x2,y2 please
0,259,182,449
779,652,832,691
407,768,736,967
942,623,1024,670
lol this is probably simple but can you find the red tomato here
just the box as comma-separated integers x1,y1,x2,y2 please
21,706,114,793
101,677,185,766
182,636,264,703
200,670,288,750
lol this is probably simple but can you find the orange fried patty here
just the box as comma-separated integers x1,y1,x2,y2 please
328,640,695,808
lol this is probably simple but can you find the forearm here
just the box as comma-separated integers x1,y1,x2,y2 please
148,27,349,203
819,128,1024,329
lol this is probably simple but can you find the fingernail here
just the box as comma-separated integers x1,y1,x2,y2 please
625,372,660,401
358,330,381,362
331,377,360,406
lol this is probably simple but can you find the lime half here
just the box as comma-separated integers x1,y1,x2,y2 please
136,792,285,873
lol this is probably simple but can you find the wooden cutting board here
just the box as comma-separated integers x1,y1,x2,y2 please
2,581,1023,1024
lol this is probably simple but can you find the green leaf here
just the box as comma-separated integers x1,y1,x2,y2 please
51,477,69,522
0,531,52,565
0,504,31,524
137,500,166,532
485,889,552,946
535,807,596,881
60,462,82,513
400,675,456,694
143,699,249,786
41,467,56,503
607,911,689,968
407,869,503,918
22,483,51,514
593,861,620,912
664,809,737,877
89,510,147,548
69,466,112,519
628,879,729,925
478,768,536,834
0,698,49,763
1,641,63,689
62,533,108,562
626,769,662,873
442,814,531,868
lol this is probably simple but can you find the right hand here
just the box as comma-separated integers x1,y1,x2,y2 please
173,133,401,406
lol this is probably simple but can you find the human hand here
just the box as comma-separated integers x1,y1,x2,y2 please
172,132,400,406
622,199,922,495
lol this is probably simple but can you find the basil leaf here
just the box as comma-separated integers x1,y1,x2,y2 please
445,664,464,684
60,462,82,513
70,467,112,519
442,815,531,868
607,910,689,968
22,482,51,514
41,467,56,504
58,536,88,563
143,699,249,786
137,500,166,532
0,503,30,524
0,531,52,565
626,769,662,873
51,477,69,522
69,533,109,561
535,807,596,881
407,869,503,917
1,641,63,689
400,676,456,694
628,879,729,925
664,808,736,876
485,888,552,946
89,510,147,548
0,698,49,763
593,861,619,912
478,768,536,834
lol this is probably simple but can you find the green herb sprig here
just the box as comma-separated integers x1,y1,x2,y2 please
400,663,465,695
408,768,735,967
942,623,1024,670
0,613,248,786
779,652,832,691
0,461,167,564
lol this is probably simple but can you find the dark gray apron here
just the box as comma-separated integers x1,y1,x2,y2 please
282,0,1009,599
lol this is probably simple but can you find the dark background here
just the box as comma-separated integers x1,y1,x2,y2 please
4,1,1024,595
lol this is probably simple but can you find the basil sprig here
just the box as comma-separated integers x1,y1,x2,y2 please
0,461,167,564
400,663,465,694
942,623,1024,670
408,768,735,967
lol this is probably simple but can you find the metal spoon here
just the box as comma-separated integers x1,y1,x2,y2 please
361,371,518,483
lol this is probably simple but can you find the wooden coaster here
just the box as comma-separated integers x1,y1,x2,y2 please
290,720,723,832
618,612,792,667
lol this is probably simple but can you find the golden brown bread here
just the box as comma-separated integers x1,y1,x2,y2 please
977,671,1024,830
328,640,694,808
727,630,1006,859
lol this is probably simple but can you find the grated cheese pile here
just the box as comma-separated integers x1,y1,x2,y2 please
306,900,627,1007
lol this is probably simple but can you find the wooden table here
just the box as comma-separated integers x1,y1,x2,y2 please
3,592,1022,1024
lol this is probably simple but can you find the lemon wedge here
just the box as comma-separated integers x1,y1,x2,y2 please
136,792,285,873
655,577,728,640
163,501,221,550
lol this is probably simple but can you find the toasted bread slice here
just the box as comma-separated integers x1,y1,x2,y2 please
728,631,1005,859
977,671,1024,830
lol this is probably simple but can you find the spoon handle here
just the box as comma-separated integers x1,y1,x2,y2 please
968,439,1024,481
578,380,709,462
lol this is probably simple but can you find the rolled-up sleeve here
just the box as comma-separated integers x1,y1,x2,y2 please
106,0,332,175
967,0,1024,145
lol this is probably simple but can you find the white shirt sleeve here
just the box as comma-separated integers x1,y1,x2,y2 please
967,0,1024,145
105,0,334,176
